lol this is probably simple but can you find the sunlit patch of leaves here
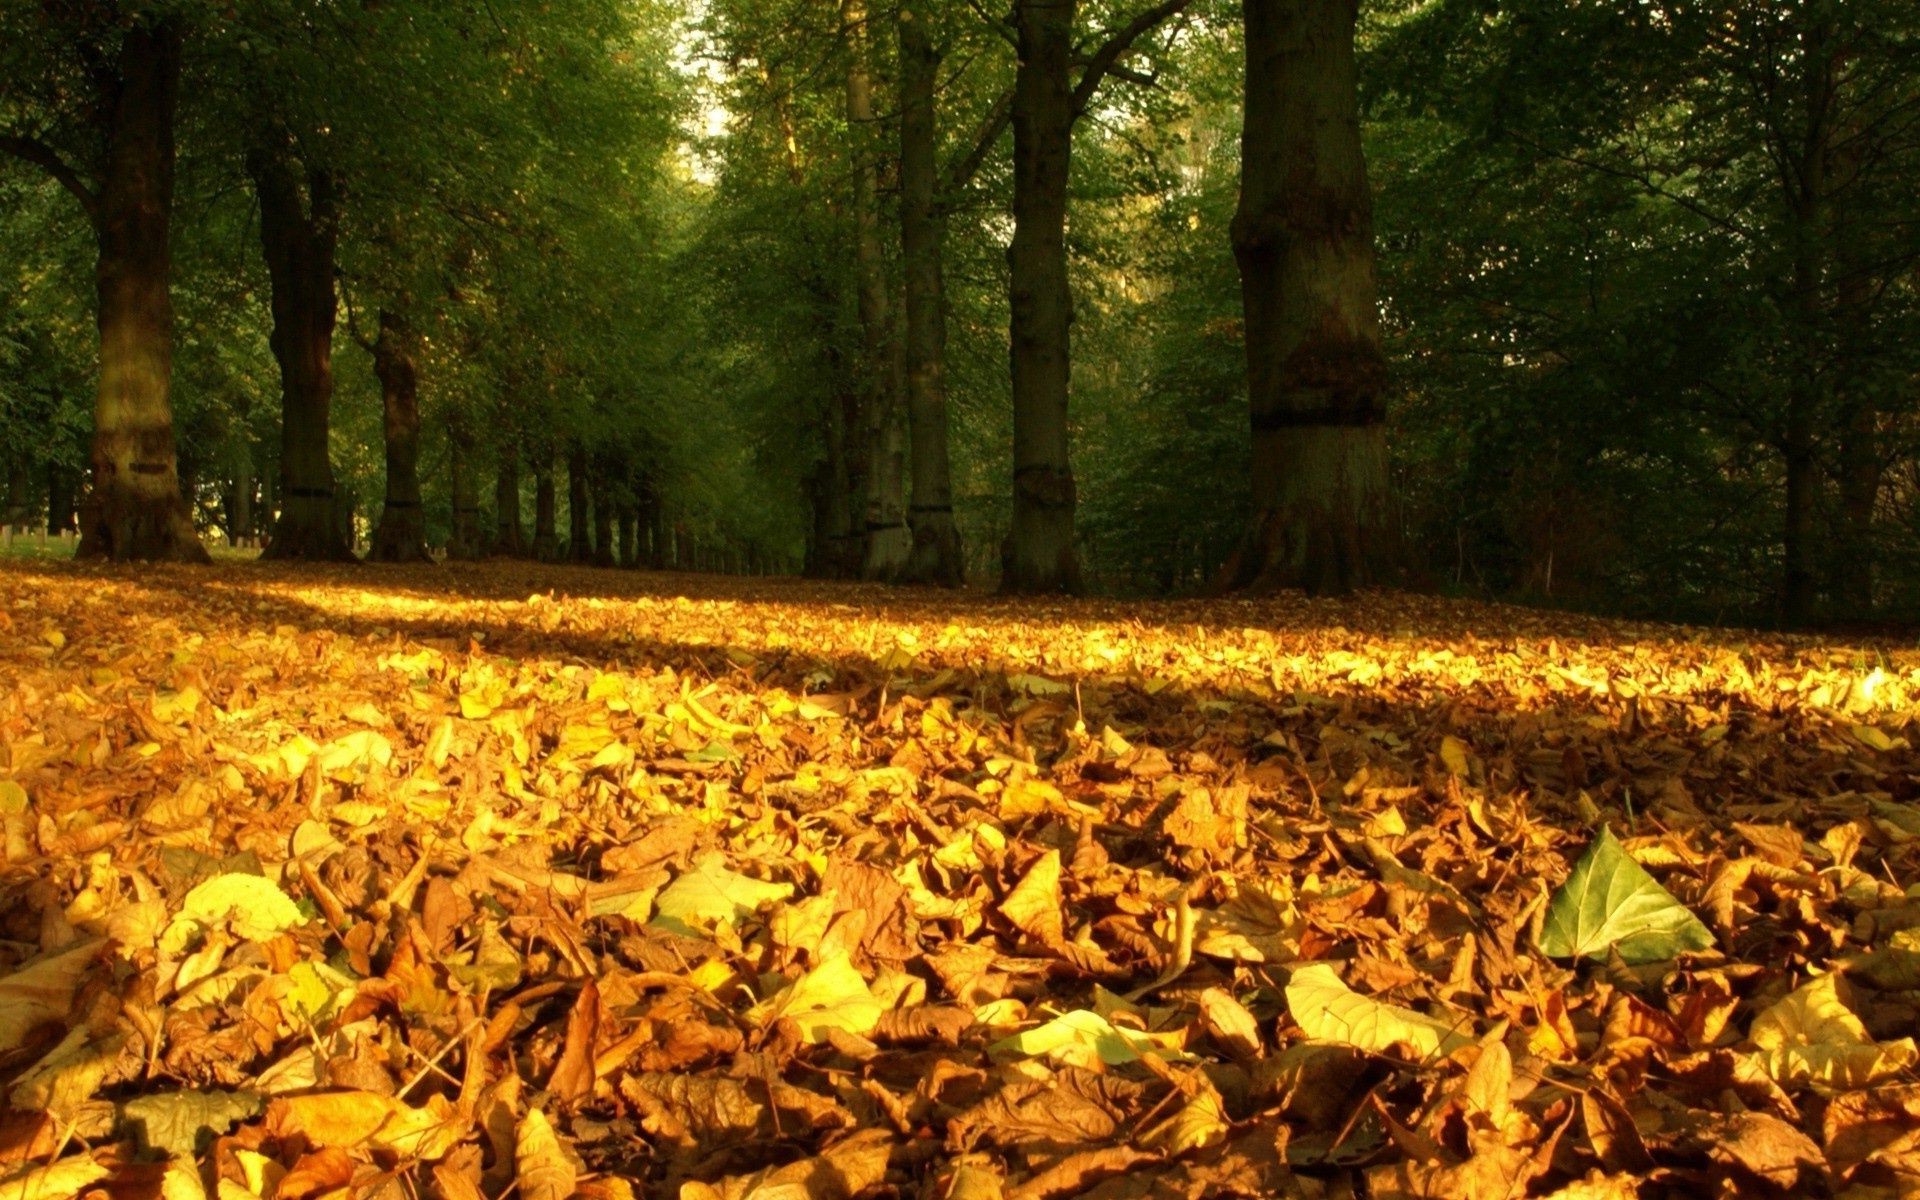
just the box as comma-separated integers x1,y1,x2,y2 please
1,560,1918,1198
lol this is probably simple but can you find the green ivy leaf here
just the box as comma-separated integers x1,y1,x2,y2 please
1538,826,1714,964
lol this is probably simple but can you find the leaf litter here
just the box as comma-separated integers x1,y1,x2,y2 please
1,560,1920,1198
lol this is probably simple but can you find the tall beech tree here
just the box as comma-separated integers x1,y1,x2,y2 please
842,0,911,581
1222,0,1392,595
366,310,430,563
1,12,206,561
250,142,352,560
895,5,1013,588
1002,0,1194,594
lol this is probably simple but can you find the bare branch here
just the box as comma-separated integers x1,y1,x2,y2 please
1070,0,1195,117
939,85,1014,199
0,133,100,225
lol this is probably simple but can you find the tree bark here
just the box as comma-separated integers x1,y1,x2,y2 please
72,19,207,562
592,471,616,568
223,446,253,544
445,413,486,560
494,447,526,556
568,444,592,562
1224,0,1395,596
617,502,638,569
368,311,432,563
842,0,912,581
899,10,966,587
3,459,32,528
47,461,76,536
252,144,353,561
532,446,561,562
1003,0,1082,594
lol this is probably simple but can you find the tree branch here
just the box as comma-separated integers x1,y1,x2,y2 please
939,85,1014,200
1070,0,1195,117
0,133,100,225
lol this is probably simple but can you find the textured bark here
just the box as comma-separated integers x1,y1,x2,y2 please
47,462,76,535
567,444,591,563
617,503,638,569
445,414,486,561
252,146,351,561
2,460,32,528
592,473,616,568
532,447,561,562
368,312,432,564
72,20,206,562
223,448,253,544
493,449,526,556
898,10,965,587
1224,0,1395,596
843,0,911,581
1003,0,1082,594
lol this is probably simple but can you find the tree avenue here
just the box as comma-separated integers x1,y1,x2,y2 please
2,0,1916,624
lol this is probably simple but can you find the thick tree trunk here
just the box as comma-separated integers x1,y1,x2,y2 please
842,0,911,581
494,449,526,556
252,146,352,561
223,447,253,544
3,460,32,528
532,448,561,562
47,462,76,535
1003,0,1081,594
1225,0,1394,596
1782,393,1818,624
899,12,966,587
1834,403,1879,614
617,502,638,569
568,444,592,563
645,488,668,570
592,474,616,568
368,311,432,564
76,20,206,562
445,414,486,561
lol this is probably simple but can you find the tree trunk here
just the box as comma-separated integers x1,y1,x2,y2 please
223,446,253,544
592,475,616,568
899,10,966,587
568,444,592,562
47,462,76,536
645,487,668,569
252,146,352,561
532,447,561,562
446,413,486,561
3,460,32,528
76,20,207,562
494,448,526,556
842,0,911,581
368,311,432,563
1003,0,1081,594
1224,0,1394,596
618,502,638,569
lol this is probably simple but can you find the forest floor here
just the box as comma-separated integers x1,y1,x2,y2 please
2,559,1919,1200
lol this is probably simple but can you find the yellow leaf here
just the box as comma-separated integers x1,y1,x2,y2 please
266,1091,466,1160
0,941,103,1057
1285,963,1473,1062
747,953,884,1043
1440,735,1472,777
514,1109,578,1200
1140,1080,1230,1155
1750,972,1918,1089
0,1154,107,1200
165,874,307,950
989,1009,1187,1068
1000,849,1065,945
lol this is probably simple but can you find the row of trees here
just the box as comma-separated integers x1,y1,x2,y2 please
6,1,1917,623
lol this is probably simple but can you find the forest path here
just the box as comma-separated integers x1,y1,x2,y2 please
1,559,1917,1197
